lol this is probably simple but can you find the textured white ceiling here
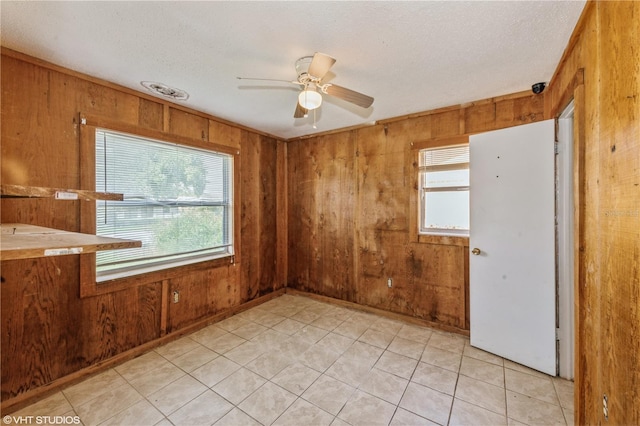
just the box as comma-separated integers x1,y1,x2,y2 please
1,1,585,140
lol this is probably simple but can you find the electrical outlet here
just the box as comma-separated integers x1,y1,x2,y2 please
603,394,608,421
387,277,393,288
173,290,180,303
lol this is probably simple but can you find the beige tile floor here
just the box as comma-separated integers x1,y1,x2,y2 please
12,294,574,426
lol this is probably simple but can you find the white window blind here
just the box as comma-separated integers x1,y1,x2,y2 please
419,145,470,172
419,144,470,235
95,130,233,279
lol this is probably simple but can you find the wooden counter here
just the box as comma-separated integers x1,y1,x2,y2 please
1,184,123,201
1,223,141,260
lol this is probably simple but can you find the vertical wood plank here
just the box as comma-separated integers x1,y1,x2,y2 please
160,280,169,336
240,131,261,301
572,82,586,424
258,135,278,296
208,120,241,149
495,94,544,129
287,140,312,289
465,102,495,134
138,98,164,131
163,104,170,132
464,246,470,330
168,108,208,140
276,141,288,289
597,2,640,423
431,110,462,138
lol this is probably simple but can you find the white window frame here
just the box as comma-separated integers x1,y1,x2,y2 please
418,144,470,236
94,129,234,282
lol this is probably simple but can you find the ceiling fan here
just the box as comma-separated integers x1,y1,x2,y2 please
237,52,374,120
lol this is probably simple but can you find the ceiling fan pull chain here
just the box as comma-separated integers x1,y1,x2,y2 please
313,108,317,129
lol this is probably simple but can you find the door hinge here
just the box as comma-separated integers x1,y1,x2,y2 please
554,141,560,154
556,328,561,341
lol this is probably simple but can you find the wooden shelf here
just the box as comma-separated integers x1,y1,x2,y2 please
1,184,123,201
1,223,142,261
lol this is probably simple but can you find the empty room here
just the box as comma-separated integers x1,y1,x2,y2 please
1,1,638,425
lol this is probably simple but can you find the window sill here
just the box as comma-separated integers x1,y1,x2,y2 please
415,233,469,246
81,254,235,298
97,252,234,283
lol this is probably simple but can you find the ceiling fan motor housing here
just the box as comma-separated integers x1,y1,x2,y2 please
295,56,314,78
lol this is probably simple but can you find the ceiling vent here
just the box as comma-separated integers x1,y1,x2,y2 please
141,81,189,101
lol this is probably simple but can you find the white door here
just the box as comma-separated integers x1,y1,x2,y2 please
469,119,556,375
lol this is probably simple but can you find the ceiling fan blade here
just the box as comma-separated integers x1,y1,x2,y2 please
322,84,374,108
236,77,302,85
294,102,308,118
308,52,336,79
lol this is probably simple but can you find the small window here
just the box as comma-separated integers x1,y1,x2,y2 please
419,144,469,235
95,129,233,280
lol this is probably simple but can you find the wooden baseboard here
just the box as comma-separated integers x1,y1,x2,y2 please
284,288,470,337
0,288,285,415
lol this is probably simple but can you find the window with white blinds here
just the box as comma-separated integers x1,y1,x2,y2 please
419,144,470,235
95,129,233,279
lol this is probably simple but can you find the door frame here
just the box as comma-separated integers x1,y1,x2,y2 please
557,101,575,379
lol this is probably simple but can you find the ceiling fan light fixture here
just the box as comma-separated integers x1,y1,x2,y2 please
298,89,322,110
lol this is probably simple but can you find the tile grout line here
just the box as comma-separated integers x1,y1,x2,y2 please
503,354,510,423
445,341,466,426
552,377,571,426
394,331,437,425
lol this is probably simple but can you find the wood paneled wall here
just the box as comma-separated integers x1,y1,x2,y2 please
0,50,284,406
544,2,639,424
3,3,639,422
287,93,545,332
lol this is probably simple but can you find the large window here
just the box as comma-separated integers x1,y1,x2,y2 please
419,144,469,235
95,129,233,280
